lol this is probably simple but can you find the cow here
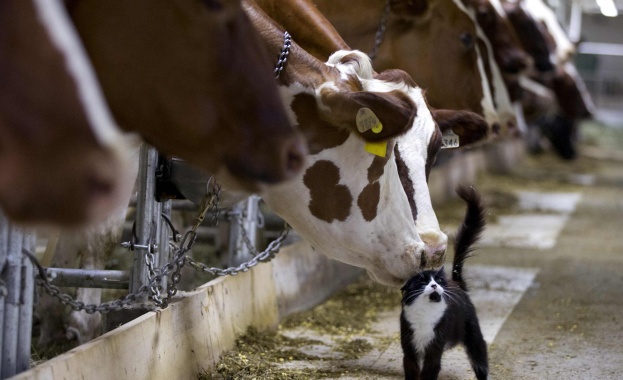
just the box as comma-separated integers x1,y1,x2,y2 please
309,0,519,136
461,0,532,102
0,0,135,226
502,0,594,159
66,0,306,194
0,0,308,228
245,0,457,286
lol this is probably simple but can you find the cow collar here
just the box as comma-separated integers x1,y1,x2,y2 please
368,0,390,61
274,31,292,78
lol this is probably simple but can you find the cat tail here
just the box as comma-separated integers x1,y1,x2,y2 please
453,185,487,292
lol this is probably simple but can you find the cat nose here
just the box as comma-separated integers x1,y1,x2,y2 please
431,284,437,289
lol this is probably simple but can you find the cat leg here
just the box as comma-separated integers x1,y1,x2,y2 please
420,345,443,380
464,318,489,380
403,352,420,380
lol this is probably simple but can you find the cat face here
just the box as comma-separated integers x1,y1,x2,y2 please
401,267,447,305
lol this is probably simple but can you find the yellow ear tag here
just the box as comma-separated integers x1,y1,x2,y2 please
364,123,387,157
356,107,387,157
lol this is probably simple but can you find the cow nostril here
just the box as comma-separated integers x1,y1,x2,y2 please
85,175,113,200
283,137,307,176
491,122,501,135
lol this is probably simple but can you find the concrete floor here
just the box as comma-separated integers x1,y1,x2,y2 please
209,122,623,379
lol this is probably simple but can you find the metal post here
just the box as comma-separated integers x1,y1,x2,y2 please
0,215,7,377
157,201,172,293
16,233,34,375
129,144,159,297
0,211,35,378
228,195,262,266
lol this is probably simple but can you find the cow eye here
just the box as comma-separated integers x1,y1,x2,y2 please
459,32,475,50
201,0,223,11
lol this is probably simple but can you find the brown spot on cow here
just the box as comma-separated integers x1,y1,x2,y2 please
358,181,380,221
359,141,394,221
303,160,352,222
291,93,350,155
395,146,417,222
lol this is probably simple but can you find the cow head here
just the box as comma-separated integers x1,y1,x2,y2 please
0,0,134,226
463,0,532,102
503,0,555,73
259,49,444,286
68,0,306,193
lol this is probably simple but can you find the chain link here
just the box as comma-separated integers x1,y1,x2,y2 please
369,0,390,61
274,31,292,79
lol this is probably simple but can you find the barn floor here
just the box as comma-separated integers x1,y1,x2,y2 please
201,120,623,380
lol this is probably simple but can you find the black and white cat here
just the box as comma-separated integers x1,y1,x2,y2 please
400,185,489,380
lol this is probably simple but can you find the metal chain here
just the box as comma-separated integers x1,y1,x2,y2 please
148,179,222,307
185,222,290,276
274,31,292,79
369,0,390,61
22,249,156,314
26,177,289,312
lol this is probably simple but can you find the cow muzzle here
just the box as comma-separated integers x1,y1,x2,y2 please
419,230,448,269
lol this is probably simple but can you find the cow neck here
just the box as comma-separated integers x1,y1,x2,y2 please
243,0,328,87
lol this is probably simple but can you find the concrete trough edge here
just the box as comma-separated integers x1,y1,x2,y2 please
12,241,361,380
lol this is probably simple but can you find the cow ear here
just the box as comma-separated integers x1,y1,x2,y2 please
389,0,429,17
318,88,417,142
430,109,490,147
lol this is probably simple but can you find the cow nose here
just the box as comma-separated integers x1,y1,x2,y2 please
419,230,448,268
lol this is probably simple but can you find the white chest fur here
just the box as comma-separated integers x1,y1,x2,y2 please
403,292,447,355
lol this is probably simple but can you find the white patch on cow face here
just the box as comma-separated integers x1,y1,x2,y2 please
32,0,125,146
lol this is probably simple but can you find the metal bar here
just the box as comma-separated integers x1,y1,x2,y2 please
228,196,261,266
16,233,34,374
577,42,623,56
45,268,129,289
129,144,158,297
1,223,23,378
0,213,8,377
158,201,172,293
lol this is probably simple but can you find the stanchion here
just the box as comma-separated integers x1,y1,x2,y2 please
0,211,35,378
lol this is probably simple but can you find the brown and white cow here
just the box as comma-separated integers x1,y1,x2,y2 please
0,0,308,227
311,0,517,135
0,0,136,226
66,0,306,194
462,0,532,102
245,0,449,286
503,0,594,158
